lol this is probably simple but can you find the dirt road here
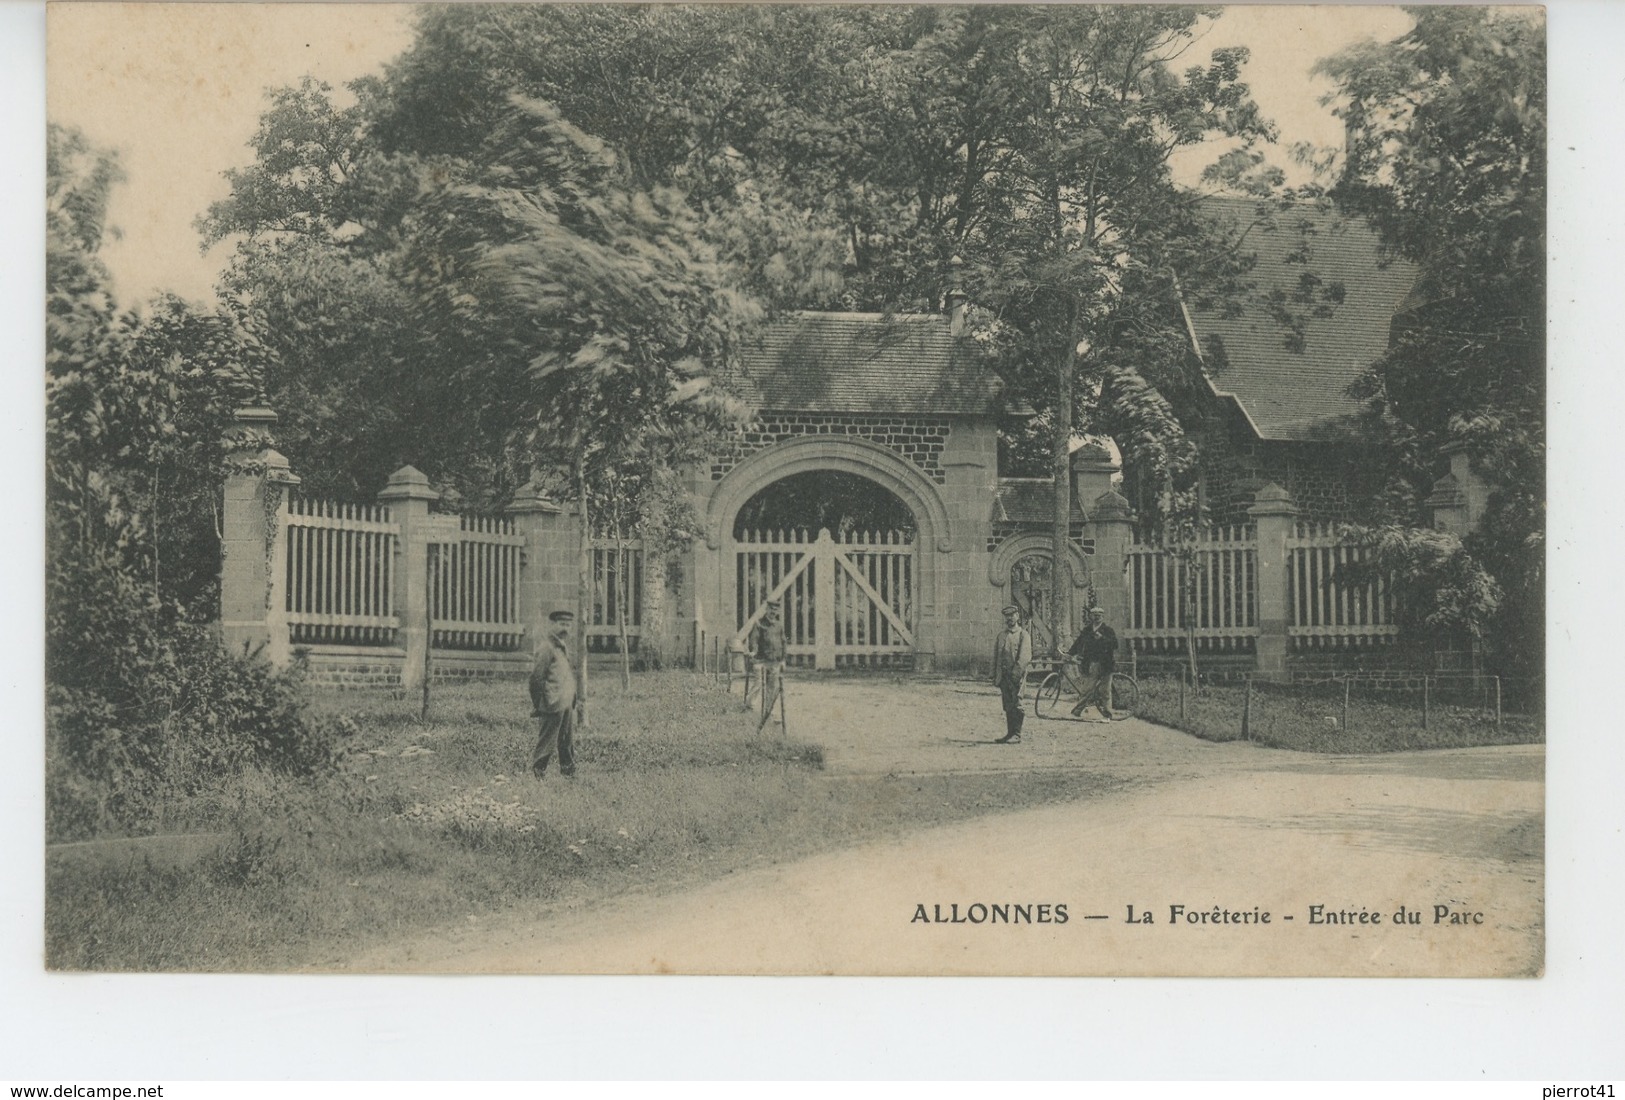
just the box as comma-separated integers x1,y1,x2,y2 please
343,677,1544,977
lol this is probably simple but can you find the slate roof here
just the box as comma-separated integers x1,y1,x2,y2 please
992,478,1079,525
1187,197,1417,442
734,311,1006,416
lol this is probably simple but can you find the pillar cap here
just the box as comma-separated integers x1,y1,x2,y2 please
1424,472,1466,509
1070,442,1117,473
505,476,564,515
1247,482,1298,518
233,405,279,427
378,465,440,503
262,448,300,485
1088,489,1133,522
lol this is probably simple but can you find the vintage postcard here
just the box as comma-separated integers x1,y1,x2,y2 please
41,2,1545,990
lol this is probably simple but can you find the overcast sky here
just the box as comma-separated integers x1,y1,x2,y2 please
47,3,1414,309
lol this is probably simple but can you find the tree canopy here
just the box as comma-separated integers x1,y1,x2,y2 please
1318,6,1544,685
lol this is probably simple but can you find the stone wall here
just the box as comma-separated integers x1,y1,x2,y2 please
296,647,531,689
1193,432,1386,526
709,413,951,485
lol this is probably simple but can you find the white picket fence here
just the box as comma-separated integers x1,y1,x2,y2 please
1126,524,1258,650
1126,522,1397,651
588,537,644,654
284,496,399,646
430,514,525,651
284,495,527,652
1287,522,1399,645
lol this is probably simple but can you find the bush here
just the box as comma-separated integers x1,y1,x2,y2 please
45,536,347,836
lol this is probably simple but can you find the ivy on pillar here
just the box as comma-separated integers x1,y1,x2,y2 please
379,465,439,691
1249,482,1299,683
219,405,299,663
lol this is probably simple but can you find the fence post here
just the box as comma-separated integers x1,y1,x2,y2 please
379,465,439,693
1084,488,1135,680
219,405,299,665
1248,483,1299,684
1342,676,1352,733
1422,676,1430,730
1242,676,1251,740
506,477,571,662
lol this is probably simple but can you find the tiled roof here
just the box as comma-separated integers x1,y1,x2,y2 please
1187,197,1417,442
993,478,1077,525
733,311,1006,416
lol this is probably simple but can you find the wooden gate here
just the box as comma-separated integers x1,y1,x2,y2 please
734,527,915,670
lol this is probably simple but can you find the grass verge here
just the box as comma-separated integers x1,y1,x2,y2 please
1135,676,1544,753
47,670,1119,971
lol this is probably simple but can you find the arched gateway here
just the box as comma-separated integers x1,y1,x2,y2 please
710,438,945,669
671,309,1108,671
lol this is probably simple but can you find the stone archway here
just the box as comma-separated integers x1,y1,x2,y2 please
987,531,1095,653
700,436,953,669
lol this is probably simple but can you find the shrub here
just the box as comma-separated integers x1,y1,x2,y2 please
45,536,348,836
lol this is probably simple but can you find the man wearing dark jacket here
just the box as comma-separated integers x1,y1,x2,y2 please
529,609,579,778
1067,605,1118,720
749,599,788,733
991,605,1032,743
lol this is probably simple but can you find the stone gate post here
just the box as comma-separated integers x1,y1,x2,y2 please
379,466,438,692
219,406,299,664
505,477,575,658
1084,489,1134,641
1249,482,1299,682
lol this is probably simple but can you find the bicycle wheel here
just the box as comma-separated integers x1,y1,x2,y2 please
1034,672,1064,717
1108,673,1138,720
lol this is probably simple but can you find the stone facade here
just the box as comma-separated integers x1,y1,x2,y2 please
709,412,951,485
1195,434,1386,527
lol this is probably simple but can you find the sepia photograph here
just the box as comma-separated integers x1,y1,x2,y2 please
38,2,1551,986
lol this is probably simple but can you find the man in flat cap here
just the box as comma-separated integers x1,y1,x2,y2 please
1066,605,1118,720
529,609,579,778
749,598,787,733
991,604,1032,744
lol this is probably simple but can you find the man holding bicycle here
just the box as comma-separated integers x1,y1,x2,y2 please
1066,605,1118,720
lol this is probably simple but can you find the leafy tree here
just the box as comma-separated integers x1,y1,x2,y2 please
46,125,345,834
1317,7,1544,688
820,7,1272,647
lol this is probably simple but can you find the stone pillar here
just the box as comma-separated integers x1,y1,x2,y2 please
1427,444,1492,537
505,477,570,658
379,465,439,691
1249,482,1299,682
1070,443,1117,515
935,419,997,671
1084,489,1134,639
219,406,299,663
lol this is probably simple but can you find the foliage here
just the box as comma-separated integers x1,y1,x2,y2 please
1316,8,1544,682
45,533,348,837
46,675,1116,970
46,124,345,836
1335,525,1503,641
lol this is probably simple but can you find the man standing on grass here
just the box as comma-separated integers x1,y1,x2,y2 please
1068,605,1118,721
991,605,1032,744
750,598,787,734
530,609,579,779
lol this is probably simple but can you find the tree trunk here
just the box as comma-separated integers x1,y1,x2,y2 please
574,448,590,730
617,537,632,689
1051,349,1072,656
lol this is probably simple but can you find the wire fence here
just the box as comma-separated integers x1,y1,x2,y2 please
1135,672,1543,753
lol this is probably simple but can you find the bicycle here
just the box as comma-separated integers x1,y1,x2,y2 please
1031,657,1138,721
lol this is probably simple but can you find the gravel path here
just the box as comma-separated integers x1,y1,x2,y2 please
340,676,1544,977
